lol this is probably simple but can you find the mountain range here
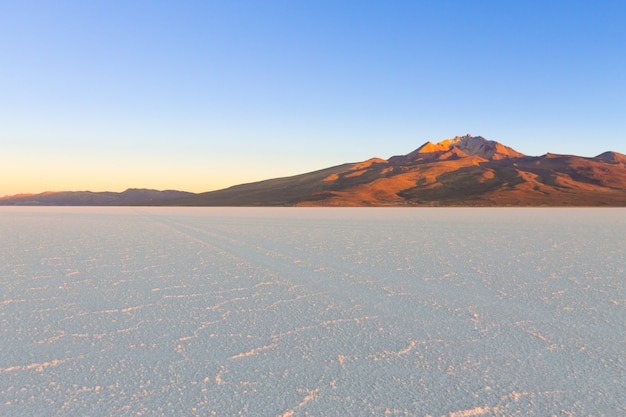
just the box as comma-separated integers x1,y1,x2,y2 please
0,188,194,206
3,135,626,206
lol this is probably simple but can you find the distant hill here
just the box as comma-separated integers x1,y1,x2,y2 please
3,135,626,206
155,135,626,206
0,188,195,206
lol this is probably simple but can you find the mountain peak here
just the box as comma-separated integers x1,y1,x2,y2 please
393,135,525,163
450,135,525,160
415,134,472,153
594,151,626,164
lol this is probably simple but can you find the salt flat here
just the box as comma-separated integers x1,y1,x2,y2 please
1,207,624,416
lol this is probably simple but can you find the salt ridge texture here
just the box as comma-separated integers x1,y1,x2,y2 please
0,207,624,416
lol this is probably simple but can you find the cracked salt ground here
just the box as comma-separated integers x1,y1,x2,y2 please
0,207,624,416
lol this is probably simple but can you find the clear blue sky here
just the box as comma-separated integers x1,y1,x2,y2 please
2,0,625,195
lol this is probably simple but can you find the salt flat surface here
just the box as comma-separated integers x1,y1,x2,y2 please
1,207,624,417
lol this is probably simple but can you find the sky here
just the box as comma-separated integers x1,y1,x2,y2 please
1,0,625,195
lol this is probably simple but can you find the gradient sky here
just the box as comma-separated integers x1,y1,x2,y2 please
2,1,625,195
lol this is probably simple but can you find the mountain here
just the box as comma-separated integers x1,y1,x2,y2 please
389,134,525,163
157,135,626,206
0,188,195,206
3,135,626,206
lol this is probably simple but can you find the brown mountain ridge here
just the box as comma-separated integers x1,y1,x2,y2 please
157,135,626,206
2,135,626,206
